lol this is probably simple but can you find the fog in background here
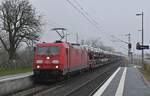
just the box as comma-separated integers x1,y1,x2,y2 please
28,0,150,55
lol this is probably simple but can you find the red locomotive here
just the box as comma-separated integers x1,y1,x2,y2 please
33,40,121,80
33,27,122,81
33,41,89,79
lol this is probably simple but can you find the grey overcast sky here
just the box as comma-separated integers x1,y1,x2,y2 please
28,0,149,54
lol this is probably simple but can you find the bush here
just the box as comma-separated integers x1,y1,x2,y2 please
0,46,34,69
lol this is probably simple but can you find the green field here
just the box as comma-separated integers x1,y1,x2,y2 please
0,67,32,76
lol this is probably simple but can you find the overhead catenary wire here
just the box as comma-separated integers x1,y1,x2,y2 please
73,0,116,41
72,0,106,34
65,0,126,54
73,0,129,52
73,0,99,26
65,0,103,33
111,35,128,44
65,0,115,38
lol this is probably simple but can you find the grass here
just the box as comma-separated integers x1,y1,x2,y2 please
144,72,150,83
0,67,32,76
140,64,150,84
140,69,150,84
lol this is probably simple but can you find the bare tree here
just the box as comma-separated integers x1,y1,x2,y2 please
82,38,114,52
0,0,42,60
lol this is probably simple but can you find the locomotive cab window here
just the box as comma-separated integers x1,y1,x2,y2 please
37,46,60,56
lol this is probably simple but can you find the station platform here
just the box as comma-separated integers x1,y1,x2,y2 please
93,66,150,96
0,72,32,82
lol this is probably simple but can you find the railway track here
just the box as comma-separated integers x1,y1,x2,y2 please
11,61,122,96
64,63,119,96
11,85,49,96
11,80,65,96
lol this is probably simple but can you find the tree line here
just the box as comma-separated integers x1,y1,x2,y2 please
0,0,42,68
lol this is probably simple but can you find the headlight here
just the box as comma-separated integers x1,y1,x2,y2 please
46,57,50,60
52,60,59,64
37,65,40,69
36,60,43,64
55,65,59,68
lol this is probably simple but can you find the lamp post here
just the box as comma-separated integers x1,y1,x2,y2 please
136,11,144,66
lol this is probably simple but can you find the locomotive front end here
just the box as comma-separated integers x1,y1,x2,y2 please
33,43,63,79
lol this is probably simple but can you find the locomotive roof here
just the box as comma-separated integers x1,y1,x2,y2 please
36,41,84,49
36,42,69,48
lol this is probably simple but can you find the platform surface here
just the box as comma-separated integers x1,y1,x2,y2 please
0,72,32,82
93,66,150,96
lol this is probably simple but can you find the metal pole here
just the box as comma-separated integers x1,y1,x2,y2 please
127,33,131,65
128,33,131,56
142,12,144,66
129,33,131,64
76,33,79,44
65,31,67,42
